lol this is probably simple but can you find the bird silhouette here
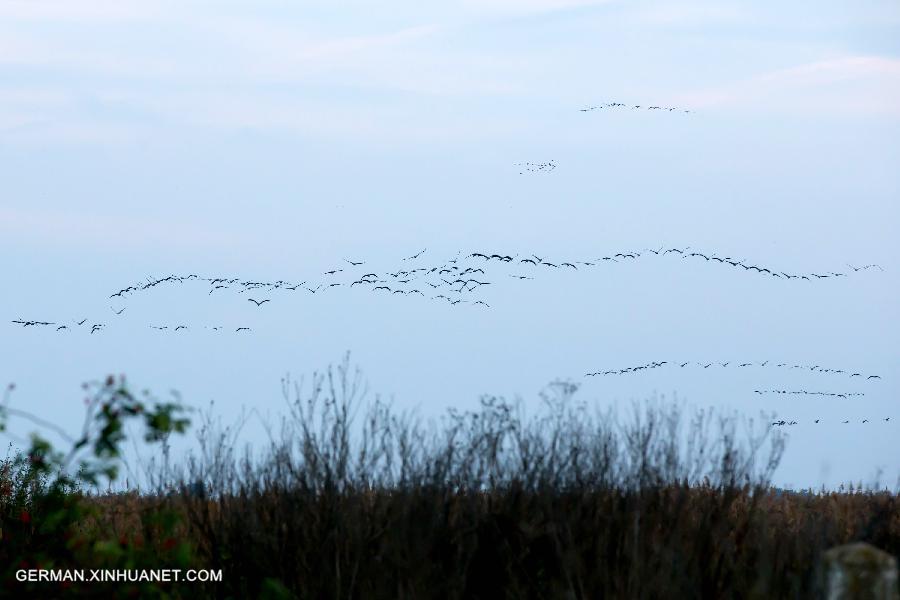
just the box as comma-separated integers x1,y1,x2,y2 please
13,320,54,327
248,299,270,307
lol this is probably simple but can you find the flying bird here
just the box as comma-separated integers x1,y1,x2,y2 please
404,248,426,261
247,298,270,307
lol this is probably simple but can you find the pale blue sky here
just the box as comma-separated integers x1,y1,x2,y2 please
1,0,898,489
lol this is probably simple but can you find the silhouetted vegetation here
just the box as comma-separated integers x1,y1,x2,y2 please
1,359,898,598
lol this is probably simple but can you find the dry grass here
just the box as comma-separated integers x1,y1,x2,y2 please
4,359,899,598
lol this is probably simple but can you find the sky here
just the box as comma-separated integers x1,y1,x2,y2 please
1,0,898,489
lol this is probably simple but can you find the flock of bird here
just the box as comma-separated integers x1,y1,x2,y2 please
579,102,692,113
584,359,882,380
102,245,881,313
583,358,882,401
10,317,252,335
3,93,892,457
515,161,557,174
8,244,884,353
753,390,865,399
12,319,105,334
771,418,890,427
519,100,691,174
4,99,890,426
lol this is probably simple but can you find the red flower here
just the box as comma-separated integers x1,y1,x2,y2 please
20,510,31,524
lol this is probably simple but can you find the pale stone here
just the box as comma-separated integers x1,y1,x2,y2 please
825,542,898,600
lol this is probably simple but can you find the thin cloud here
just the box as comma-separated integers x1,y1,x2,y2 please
457,0,615,16
0,0,161,22
629,3,749,27
676,56,900,116
0,207,243,251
